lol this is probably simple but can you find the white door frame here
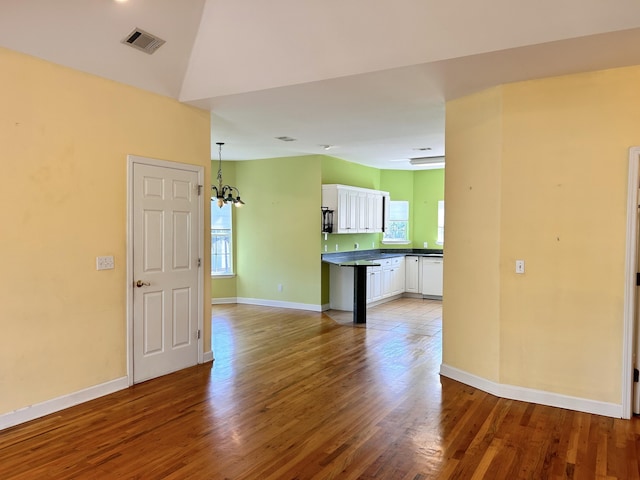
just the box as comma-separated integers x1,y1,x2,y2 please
623,146,640,418
126,155,204,386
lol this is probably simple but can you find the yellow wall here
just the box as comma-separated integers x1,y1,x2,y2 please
443,87,503,382
0,48,211,414
444,65,640,404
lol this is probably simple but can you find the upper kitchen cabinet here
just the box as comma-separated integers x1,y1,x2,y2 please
322,184,389,234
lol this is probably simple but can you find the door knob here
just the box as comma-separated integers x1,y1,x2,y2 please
136,280,150,287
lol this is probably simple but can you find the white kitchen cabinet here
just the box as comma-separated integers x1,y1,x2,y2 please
328,254,442,310
381,256,405,298
330,262,384,311
366,193,383,233
405,256,420,293
367,266,383,303
421,257,443,297
357,191,368,232
332,187,358,233
392,257,406,295
382,265,393,297
322,185,389,234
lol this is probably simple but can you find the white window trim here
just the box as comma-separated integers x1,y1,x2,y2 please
383,200,410,244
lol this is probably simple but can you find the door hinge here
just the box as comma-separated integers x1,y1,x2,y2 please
197,329,201,340
634,368,639,383
197,185,203,196
636,273,640,286
197,258,201,267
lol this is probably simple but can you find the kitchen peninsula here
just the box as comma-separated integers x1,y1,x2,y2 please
322,249,444,322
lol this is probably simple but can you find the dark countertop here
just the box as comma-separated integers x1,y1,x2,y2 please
337,260,382,267
322,248,443,265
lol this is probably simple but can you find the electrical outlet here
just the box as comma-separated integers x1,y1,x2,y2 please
335,244,339,251
515,260,525,274
423,242,428,248
354,243,359,249
277,284,283,292
324,245,327,252
96,255,115,270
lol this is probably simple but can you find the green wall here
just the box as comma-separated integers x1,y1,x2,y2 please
321,156,381,189
380,170,414,250
379,168,445,249
235,155,322,306
413,169,445,248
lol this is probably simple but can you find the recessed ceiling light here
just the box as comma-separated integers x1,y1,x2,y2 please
275,136,297,142
320,145,334,150
413,147,432,152
114,0,128,3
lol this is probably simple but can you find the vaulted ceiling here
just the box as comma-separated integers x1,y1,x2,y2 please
3,0,640,169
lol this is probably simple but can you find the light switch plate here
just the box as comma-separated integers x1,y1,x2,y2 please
515,260,525,274
97,256,115,270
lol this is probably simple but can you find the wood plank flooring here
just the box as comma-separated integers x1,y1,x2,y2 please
1,298,639,479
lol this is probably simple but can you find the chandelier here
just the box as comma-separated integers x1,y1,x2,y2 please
211,142,245,208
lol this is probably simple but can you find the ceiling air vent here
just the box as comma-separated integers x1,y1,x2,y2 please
121,28,165,54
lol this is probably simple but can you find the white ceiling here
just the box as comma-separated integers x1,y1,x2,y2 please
2,0,640,169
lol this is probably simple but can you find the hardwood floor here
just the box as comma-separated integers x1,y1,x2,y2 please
1,298,639,479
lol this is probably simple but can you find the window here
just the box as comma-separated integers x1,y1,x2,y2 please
436,200,444,245
383,200,409,243
211,201,233,275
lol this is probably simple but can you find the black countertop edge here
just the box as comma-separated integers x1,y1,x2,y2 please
322,248,443,265
337,260,383,267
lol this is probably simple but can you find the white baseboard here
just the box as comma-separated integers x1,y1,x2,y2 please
211,297,237,304
236,297,323,312
439,363,622,418
213,297,331,313
0,376,129,431
203,350,214,363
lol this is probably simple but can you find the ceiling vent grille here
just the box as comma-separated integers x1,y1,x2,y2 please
121,28,165,54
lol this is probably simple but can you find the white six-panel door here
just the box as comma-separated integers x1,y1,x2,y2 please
132,161,200,383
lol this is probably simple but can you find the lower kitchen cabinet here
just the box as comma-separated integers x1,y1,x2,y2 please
405,256,420,293
367,266,383,303
380,256,405,298
328,255,441,311
421,257,443,297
